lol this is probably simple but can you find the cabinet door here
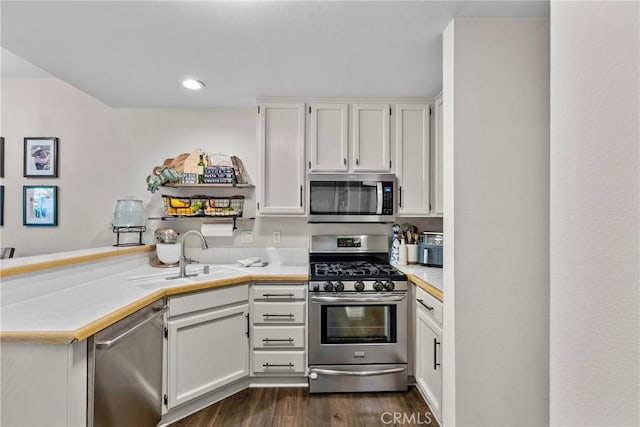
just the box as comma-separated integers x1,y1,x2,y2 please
432,94,444,215
258,103,306,215
351,103,391,172
396,104,431,216
415,306,442,418
167,303,249,409
308,103,349,172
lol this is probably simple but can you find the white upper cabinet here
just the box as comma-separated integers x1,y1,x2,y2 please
432,94,444,216
258,103,306,215
395,103,431,216
308,103,349,172
352,103,391,172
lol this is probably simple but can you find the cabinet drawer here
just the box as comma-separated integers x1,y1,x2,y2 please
169,284,248,318
415,285,443,325
252,326,305,349
253,301,305,324
253,351,305,374
252,284,306,301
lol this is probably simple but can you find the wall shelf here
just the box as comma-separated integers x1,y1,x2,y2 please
147,216,255,230
162,183,254,188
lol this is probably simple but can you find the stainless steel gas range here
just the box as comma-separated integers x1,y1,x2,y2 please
308,235,408,393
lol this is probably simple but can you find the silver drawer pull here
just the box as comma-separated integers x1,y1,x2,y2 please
263,363,294,369
417,299,434,311
262,338,294,343
263,293,295,298
263,313,294,318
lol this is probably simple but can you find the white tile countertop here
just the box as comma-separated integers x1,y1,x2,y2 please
0,257,307,343
0,246,443,343
395,264,443,291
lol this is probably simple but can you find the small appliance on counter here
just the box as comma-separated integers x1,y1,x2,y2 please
151,227,180,267
418,232,443,267
418,231,444,268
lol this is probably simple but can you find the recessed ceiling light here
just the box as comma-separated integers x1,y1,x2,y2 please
182,79,205,90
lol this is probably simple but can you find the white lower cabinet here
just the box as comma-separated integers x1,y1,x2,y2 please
251,283,307,377
166,285,249,409
415,285,443,422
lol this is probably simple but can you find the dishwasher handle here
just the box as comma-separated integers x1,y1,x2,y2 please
95,306,168,350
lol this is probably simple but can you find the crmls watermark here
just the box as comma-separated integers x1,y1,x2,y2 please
380,411,434,425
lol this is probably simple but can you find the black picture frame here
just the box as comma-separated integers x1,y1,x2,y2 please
24,137,59,178
0,185,4,226
23,185,58,226
0,137,4,178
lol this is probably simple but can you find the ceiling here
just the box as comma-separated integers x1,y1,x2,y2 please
1,1,549,108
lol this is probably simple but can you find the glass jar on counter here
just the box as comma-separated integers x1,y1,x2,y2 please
113,198,145,227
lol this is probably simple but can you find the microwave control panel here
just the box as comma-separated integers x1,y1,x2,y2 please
382,182,394,214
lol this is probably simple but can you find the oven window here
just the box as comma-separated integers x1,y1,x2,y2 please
309,181,377,215
321,305,396,344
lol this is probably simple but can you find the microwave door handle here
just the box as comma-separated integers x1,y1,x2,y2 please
376,182,383,214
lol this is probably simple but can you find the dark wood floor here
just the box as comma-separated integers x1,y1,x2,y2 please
170,387,439,427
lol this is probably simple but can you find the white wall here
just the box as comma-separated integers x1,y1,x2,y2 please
549,2,640,425
443,18,550,426
0,78,442,256
0,78,260,255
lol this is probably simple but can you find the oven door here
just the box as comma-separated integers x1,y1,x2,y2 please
308,293,407,365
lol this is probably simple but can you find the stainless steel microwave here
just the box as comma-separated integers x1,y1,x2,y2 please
308,173,396,223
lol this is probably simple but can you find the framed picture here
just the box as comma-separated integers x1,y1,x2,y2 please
0,137,4,178
0,186,4,226
24,137,58,177
23,185,57,226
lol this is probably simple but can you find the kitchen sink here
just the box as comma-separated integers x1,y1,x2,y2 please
128,265,244,287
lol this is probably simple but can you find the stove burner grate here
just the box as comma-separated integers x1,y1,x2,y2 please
311,261,403,278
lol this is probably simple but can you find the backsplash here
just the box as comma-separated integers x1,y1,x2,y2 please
185,246,308,266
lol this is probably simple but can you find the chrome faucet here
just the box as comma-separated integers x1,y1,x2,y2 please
167,230,208,279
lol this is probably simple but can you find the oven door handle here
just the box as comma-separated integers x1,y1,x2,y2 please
309,366,407,378
310,295,406,303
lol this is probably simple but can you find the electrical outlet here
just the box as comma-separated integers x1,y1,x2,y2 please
272,231,281,244
240,231,253,244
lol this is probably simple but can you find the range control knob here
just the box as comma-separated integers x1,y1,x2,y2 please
334,281,345,292
323,281,334,292
312,283,320,292
384,280,395,291
354,281,365,292
373,280,384,292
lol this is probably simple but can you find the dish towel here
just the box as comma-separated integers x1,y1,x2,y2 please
237,257,269,267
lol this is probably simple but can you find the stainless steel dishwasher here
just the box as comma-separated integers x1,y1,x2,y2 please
88,299,167,427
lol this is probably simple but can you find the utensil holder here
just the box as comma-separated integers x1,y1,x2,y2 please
407,244,418,264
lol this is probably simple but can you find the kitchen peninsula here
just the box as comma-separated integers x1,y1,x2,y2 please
0,245,443,426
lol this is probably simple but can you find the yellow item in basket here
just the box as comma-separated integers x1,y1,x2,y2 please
170,198,190,208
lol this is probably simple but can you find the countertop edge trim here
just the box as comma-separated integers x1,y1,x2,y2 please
0,245,155,278
408,274,443,301
0,331,77,344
